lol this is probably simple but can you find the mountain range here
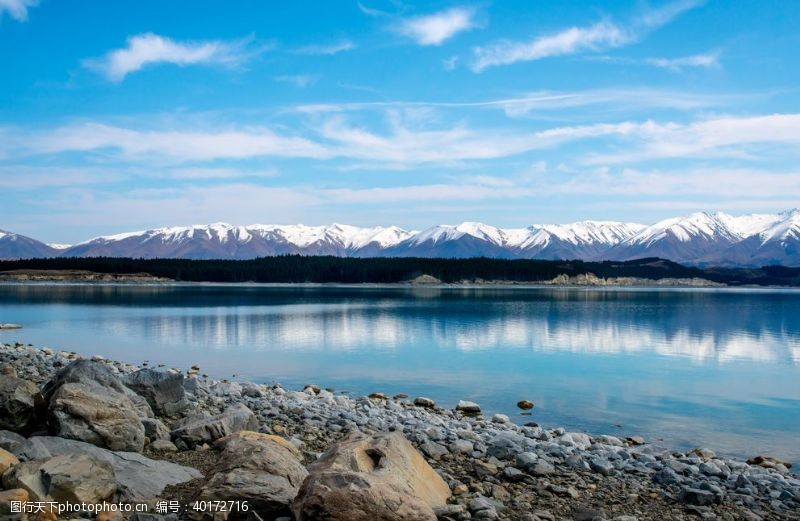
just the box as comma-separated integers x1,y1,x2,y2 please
1,209,799,267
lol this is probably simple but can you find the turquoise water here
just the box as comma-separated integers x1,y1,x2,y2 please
1,284,798,465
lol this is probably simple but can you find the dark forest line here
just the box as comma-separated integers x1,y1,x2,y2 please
1,256,800,286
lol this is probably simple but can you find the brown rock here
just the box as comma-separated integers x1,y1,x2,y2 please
0,447,20,474
0,488,29,515
191,430,308,520
292,431,451,521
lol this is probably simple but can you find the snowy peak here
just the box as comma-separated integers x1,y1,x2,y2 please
757,208,800,244
2,210,800,265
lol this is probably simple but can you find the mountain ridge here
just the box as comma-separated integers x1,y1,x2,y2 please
2,209,798,266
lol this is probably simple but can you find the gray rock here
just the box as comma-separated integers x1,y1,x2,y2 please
123,369,189,416
652,468,681,486
149,439,178,452
450,439,474,454
486,433,524,460
142,417,171,442
590,458,614,476
419,440,449,461
11,436,201,501
678,487,720,506
0,430,26,452
2,453,116,503
41,360,151,451
515,451,538,471
565,454,589,471
530,460,554,477
170,403,258,447
0,372,40,432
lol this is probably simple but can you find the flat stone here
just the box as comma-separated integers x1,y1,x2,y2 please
12,436,201,502
516,400,534,410
2,453,116,503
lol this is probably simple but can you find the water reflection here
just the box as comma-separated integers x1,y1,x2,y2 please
1,284,799,464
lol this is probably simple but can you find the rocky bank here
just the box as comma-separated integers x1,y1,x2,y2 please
0,342,798,521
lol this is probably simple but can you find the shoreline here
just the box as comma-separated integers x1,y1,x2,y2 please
2,342,798,520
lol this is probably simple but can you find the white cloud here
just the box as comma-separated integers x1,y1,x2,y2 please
471,0,702,71
585,113,800,164
646,51,719,71
293,88,729,116
23,122,330,161
9,111,800,169
275,74,317,88
395,7,477,46
0,0,37,21
295,40,355,55
83,33,264,82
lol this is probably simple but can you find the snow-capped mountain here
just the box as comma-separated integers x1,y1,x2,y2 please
64,223,416,260
1,210,799,266
708,209,800,266
604,212,745,263
0,230,56,259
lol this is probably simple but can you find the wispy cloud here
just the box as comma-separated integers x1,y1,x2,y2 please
471,0,702,72
395,6,478,46
83,33,267,82
275,74,317,88
0,0,37,21
293,88,734,117
585,113,800,164
646,51,720,71
295,39,356,55
8,110,800,170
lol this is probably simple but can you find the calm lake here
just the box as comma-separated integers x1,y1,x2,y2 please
1,284,798,465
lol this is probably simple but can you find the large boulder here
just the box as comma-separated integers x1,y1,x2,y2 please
190,431,308,520
0,371,41,432
41,360,152,452
170,404,258,447
292,431,451,521
2,453,116,503
11,436,201,502
123,369,189,417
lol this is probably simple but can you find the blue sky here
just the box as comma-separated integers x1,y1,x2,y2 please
1,0,799,242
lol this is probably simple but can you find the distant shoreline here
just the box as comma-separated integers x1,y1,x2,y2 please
4,270,800,290
1,256,800,287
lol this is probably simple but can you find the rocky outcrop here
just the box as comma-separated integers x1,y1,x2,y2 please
41,360,152,452
292,431,450,521
123,369,189,417
12,436,201,502
3,453,116,503
170,403,258,447
0,369,41,432
191,431,308,520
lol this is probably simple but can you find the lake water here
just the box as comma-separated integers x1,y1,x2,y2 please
1,283,798,465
